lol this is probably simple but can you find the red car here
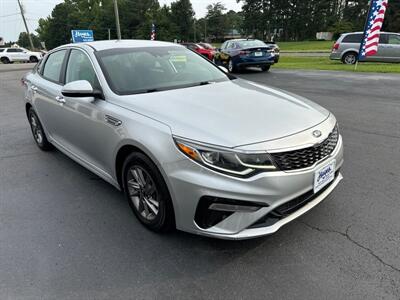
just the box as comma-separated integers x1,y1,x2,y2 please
181,43,215,60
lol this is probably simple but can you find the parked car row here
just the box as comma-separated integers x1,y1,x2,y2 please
181,39,279,73
0,47,43,64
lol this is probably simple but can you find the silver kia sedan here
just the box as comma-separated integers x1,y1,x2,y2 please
23,40,344,240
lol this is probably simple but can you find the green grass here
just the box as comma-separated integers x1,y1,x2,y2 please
212,40,334,51
278,41,333,51
274,56,400,73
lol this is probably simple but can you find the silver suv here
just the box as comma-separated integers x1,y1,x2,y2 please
330,32,400,64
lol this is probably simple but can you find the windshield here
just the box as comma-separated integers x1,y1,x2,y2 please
96,46,230,95
236,40,266,48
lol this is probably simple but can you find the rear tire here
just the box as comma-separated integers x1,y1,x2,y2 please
1,57,10,64
28,108,53,151
261,65,271,72
228,59,237,73
342,52,357,65
122,152,175,233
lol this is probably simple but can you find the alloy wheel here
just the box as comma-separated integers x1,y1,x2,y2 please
30,114,43,144
344,54,356,65
126,166,160,221
228,60,234,72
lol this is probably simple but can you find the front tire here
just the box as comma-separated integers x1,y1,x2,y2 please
122,152,175,233
29,56,39,63
28,108,53,151
342,52,357,65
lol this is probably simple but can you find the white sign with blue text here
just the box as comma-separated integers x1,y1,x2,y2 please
71,30,94,43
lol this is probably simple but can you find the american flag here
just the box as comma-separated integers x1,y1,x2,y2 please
359,0,389,59
150,23,156,41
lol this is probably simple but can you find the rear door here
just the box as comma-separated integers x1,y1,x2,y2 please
32,49,68,143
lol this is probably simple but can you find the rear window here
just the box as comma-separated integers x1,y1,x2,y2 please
342,34,363,43
236,40,266,48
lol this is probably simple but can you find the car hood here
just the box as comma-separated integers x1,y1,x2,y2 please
112,79,330,148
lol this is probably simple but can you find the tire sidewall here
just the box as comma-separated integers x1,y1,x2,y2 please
28,108,50,150
343,52,357,65
122,152,174,232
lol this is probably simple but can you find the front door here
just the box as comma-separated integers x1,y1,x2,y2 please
54,49,114,174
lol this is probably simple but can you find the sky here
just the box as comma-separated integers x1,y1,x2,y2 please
0,0,242,42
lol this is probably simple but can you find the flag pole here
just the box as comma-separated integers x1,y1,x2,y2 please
355,0,375,71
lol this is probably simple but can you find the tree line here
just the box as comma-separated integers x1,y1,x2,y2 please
16,0,400,49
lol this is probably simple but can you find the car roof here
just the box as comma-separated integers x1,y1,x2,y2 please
343,31,397,35
225,39,260,42
58,39,182,51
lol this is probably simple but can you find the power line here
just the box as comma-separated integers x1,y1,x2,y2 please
0,13,20,18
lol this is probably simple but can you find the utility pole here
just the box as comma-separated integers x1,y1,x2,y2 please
112,0,121,40
204,20,207,42
108,28,111,40
17,0,34,50
193,20,196,42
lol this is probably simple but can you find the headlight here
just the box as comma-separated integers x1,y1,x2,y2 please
174,138,277,177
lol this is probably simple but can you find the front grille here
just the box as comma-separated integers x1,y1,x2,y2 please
270,125,339,171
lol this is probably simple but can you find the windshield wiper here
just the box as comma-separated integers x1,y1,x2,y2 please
199,81,216,86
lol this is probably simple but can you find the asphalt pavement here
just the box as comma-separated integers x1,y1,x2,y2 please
1,67,399,299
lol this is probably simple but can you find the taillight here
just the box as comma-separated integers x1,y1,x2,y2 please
333,43,340,50
239,50,250,56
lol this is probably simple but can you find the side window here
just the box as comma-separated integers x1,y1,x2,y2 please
0,49,4,53
342,34,363,43
226,42,232,49
379,34,389,44
66,50,100,90
42,50,67,83
389,34,400,45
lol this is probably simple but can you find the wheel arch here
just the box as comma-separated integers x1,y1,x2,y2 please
340,49,359,60
114,142,177,224
25,102,33,118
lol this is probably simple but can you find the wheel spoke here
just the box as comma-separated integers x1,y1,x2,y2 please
144,198,158,215
132,168,146,187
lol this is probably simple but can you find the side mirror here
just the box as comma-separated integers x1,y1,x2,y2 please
61,80,101,102
218,66,228,73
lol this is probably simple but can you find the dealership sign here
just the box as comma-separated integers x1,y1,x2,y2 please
71,30,94,43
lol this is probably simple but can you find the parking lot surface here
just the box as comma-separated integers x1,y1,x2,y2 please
1,68,399,299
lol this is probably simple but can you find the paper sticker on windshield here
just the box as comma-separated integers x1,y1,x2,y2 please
169,55,187,63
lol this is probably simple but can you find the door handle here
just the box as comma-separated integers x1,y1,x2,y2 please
55,96,66,104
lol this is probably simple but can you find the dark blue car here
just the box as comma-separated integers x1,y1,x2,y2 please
213,39,276,73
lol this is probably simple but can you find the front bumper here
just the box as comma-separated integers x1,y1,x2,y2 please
165,133,344,240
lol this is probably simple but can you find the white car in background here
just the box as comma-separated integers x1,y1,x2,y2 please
0,47,43,64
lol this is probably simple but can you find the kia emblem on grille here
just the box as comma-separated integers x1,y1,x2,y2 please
312,130,322,138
